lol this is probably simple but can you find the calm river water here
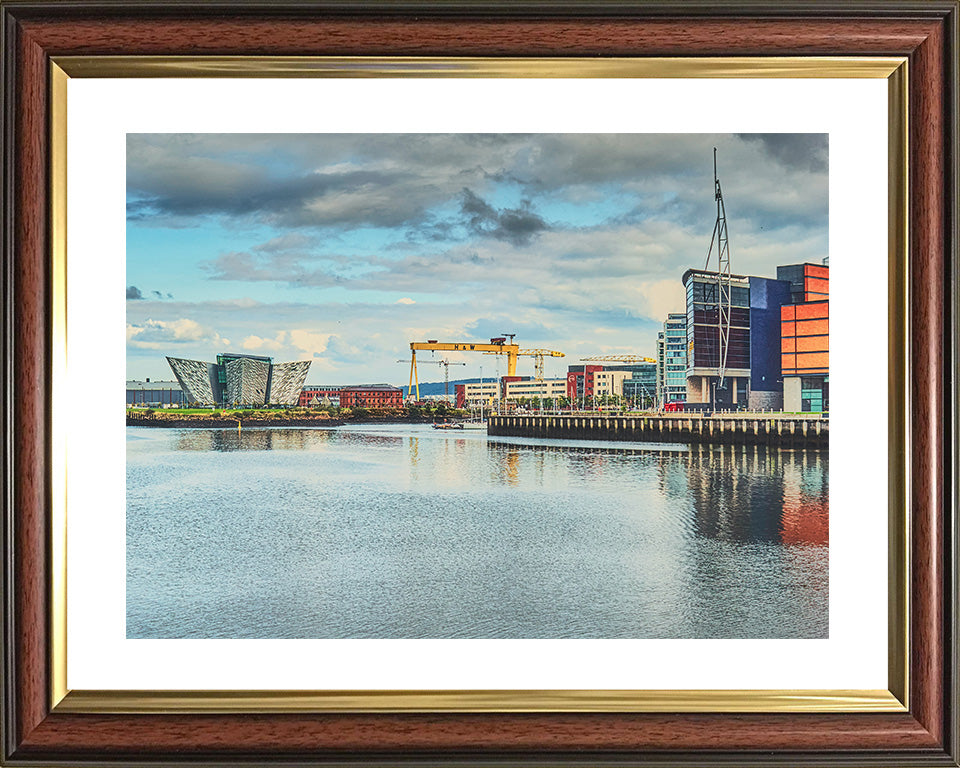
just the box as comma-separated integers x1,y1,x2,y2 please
126,424,828,639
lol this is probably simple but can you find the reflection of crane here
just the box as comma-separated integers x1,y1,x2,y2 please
580,355,656,364
407,338,519,401
487,348,565,381
397,358,466,396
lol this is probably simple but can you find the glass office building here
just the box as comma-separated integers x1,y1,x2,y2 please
659,312,687,406
683,269,751,407
612,363,657,407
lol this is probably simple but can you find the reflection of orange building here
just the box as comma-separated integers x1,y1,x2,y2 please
780,499,829,546
778,263,828,412
780,452,829,546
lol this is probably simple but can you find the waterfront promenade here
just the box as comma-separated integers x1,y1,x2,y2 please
488,412,828,447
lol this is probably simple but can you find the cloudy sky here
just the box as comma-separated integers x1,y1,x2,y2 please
126,133,828,385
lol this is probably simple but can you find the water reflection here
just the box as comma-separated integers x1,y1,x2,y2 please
128,425,828,639
174,427,403,452
483,439,827,548
680,445,828,546
175,427,335,452
781,452,829,546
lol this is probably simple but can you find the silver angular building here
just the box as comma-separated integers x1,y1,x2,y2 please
167,353,311,407
268,361,312,405
225,356,270,405
165,357,219,404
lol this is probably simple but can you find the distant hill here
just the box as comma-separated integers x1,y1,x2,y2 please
401,378,485,398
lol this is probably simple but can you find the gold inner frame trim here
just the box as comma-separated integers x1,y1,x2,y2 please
53,55,905,79
50,61,69,710
49,55,909,715
886,60,910,710
57,688,903,714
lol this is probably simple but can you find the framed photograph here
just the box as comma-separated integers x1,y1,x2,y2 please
2,2,957,766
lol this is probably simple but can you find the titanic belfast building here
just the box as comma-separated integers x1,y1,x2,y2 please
166,353,311,407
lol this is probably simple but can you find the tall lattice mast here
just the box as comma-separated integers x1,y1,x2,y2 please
703,147,732,388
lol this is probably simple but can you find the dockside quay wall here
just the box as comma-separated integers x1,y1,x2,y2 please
487,414,828,448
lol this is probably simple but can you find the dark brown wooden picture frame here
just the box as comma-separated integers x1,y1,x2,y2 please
2,2,958,765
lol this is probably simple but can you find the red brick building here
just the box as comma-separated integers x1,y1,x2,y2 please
566,365,604,401
299,384,403,408
339,384,403,408
298,386,342,407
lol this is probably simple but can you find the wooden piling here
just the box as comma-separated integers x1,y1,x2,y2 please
487,414,827,448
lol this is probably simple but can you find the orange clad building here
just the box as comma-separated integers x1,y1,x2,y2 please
778,262,828,412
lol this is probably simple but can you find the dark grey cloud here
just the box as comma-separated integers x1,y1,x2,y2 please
127,167,418,228
737,134,828,174
127,133,828,240
404,215,457,244
459,189,548,246
127,285,173,300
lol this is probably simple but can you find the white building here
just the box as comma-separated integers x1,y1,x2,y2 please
462,381,499,406
462,378,567,407
592,370,631,398
504,378,566,401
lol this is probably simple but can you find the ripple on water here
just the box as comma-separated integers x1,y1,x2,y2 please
126,426,828,639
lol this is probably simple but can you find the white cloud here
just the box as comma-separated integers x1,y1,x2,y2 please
287,329,333,360
395,297,416,305
637,279,687,322
126,318,226,349
241,331,287,352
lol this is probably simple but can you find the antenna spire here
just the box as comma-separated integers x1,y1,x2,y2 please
704,148,732,391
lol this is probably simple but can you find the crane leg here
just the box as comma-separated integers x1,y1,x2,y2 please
414,352,420,401
408,354,414,400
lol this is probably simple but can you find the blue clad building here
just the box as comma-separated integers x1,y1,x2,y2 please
748,276,792,410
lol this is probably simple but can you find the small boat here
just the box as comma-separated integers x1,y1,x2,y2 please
432,422,463,430
458,421,486,430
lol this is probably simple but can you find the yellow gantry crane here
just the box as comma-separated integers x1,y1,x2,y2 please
397,358,466,397
407,338,520,401
580,354,656,364
486,348,565,381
